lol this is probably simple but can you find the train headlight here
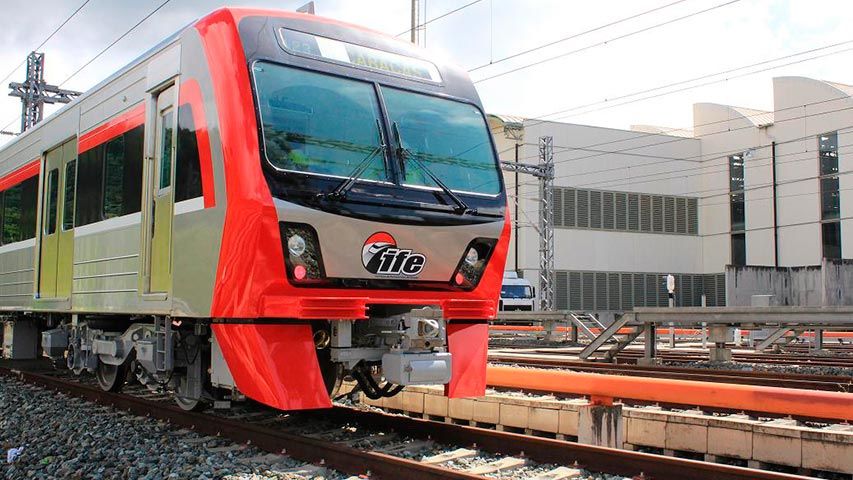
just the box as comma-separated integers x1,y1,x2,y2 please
452,238,497,290
280,223,326,284
464,247,479,266
288,234,306,257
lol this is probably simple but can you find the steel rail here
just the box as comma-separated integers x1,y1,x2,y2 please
488,354,853,392
0,367,480,480
319,407,809,480
0,364,811,480
487,365,853,422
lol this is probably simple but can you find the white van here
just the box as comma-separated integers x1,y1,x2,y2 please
499,272,535,311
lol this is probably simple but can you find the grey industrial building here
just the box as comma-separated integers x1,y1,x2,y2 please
490,76,853,313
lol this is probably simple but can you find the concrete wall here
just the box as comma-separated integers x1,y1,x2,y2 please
726,265,824,306
822,259,853,305
725,259,853,306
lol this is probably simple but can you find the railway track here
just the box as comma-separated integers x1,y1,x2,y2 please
488,353,853,392
0,364,812,480
614,350,853,368
496,346,853,368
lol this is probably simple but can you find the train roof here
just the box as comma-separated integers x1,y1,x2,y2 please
0,7,477,158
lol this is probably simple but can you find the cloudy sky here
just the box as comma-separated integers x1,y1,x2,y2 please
0,0,851,147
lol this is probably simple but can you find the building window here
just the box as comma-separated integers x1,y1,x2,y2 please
822,222,842,260
819,132,841,259
728,154,746,266
731,233,746,267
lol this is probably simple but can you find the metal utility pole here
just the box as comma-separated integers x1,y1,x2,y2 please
411,0,418,43
410,0,426,45
8,52,80,133
500,136,555,310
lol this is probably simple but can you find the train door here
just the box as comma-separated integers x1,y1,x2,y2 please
147,85,177,294
56,140,77,298
38,138,76,299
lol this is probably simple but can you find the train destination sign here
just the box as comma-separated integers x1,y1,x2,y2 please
279,28,442,82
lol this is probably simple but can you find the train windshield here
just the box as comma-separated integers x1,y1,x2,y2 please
253,62,500,195
253,62,388,181
382,87,501,195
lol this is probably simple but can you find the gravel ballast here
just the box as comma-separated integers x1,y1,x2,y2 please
0,376,342,480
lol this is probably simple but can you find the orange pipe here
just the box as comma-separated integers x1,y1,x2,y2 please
489,326,708,335
486,365,853,421
801,331,853,338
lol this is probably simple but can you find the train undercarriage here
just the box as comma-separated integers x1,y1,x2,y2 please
36,306,452,411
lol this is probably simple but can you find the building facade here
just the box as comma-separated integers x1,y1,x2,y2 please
489,76,853,312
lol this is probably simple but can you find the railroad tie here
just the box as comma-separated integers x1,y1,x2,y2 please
467,457,527,475
339,432,398,446
376,439,434,455
421,448,478,464
530,466,584,480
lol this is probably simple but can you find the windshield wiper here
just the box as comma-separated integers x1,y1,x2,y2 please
323,119,387,201
391,122,474,215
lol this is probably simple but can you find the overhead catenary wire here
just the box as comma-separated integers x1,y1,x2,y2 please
472,0,741,84
517,102,852,177
498,40,853,171
59,0,174,88
506,102,853,194
467,0,690,72
0,0,174,136
509,124,853,201
523,40,853,128
509,174,853,240
396,0,483,37
0,0,92,91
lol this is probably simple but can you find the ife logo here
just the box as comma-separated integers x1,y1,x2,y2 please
362,232,426,276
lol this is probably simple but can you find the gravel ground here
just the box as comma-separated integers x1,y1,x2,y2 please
668,360,853,377
0,376,345,480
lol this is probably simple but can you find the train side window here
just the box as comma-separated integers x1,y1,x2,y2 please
20,176,38,240
75,146,105,227
104,136,125,219
63,161,76,230
45,169,59,235
175,104,202,202
3,184,21,243
103,126,144,218
122,125,143,215
159,111,174,190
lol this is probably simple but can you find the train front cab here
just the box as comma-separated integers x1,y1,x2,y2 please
193,9,510,410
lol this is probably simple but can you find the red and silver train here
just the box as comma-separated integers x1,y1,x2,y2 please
0,7,508,410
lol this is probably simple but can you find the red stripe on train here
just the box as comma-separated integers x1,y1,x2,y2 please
78,103,145,153
0,159,39,191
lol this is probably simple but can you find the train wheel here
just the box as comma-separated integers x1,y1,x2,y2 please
95,361,128,392
174,393,207,412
